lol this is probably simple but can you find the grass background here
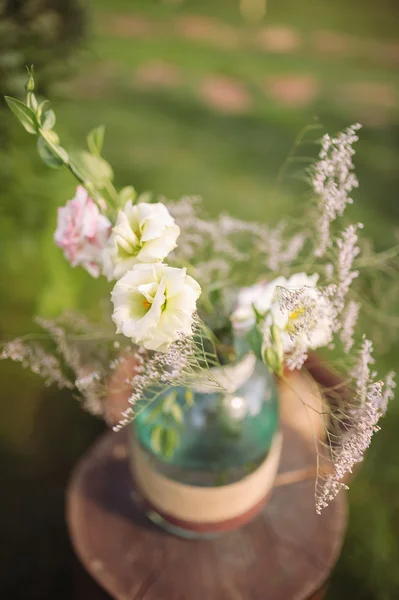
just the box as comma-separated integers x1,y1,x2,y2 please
1,0,399,598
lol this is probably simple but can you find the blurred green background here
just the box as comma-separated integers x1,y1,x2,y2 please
1,0,399,598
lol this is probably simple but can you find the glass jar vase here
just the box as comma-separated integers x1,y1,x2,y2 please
129,353,281,538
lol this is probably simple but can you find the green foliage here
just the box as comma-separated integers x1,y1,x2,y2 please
150,424,179,458
117,185,136,209
69,150,113,188
0,0,86,102
262,345,282,377
41,108,56,131
261,324,284,376
4,97,38,134
87,125,105,156
246,324,263,359
5,69,120,217
146,389,187,458
184,388,194,407
37,137,65,168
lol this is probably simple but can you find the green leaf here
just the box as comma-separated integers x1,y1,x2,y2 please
262,345,283,376
37,138,67,169
5,97,38,134
184,389,194,407
252,303,266,323
162,390,177,413
37,100,50,121
145,403,164,425
69,150,113,188
41,108,56,131
118,186,136,206
136,191,153,204
44,130,60,145
270,324,284,364
150,425,163,454
27,93,38,112
87,125,105,156
247,324,263,360
170,402,184,426
150,425,179,458
163,428,179,457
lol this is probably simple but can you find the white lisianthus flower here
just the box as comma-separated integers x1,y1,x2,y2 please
231,275,301,330
265,273,333,353
232,273,334,371
111,263,201,352
231,281,272,330
103,201,180,280
54,186,111,278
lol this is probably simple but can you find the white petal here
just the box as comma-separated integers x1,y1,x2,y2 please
139,203,175,241
137,224,180,261
137,282,158,303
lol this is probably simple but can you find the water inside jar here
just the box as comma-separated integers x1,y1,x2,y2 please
133,359,279,486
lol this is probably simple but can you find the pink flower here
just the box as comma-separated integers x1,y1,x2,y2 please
54,186,111,277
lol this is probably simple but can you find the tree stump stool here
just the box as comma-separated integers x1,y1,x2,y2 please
67,422,347,600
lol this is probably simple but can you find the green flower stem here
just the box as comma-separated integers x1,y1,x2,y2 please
8,68,120,219
39,129,81,180
103,179,120,218
39,128,114,215
274,124,322,190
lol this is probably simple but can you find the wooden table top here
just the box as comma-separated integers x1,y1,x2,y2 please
67,423,347,600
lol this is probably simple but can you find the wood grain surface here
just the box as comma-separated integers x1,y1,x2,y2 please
67,424,347,600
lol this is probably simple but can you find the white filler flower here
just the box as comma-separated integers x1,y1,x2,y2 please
103,201,180,280
111,263,201,352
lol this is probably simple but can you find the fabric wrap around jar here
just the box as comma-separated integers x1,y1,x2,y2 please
129,353,282,539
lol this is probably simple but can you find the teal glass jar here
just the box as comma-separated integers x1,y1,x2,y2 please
129,353,281,538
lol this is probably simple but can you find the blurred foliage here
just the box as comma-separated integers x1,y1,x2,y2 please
0,0,86,103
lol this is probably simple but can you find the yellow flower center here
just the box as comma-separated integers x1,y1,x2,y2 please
142,299,151,310
289,307,305,321
286,306,305,335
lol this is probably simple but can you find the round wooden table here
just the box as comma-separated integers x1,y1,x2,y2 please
67,423,347,600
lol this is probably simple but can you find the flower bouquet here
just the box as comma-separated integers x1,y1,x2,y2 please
2,69,397,536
